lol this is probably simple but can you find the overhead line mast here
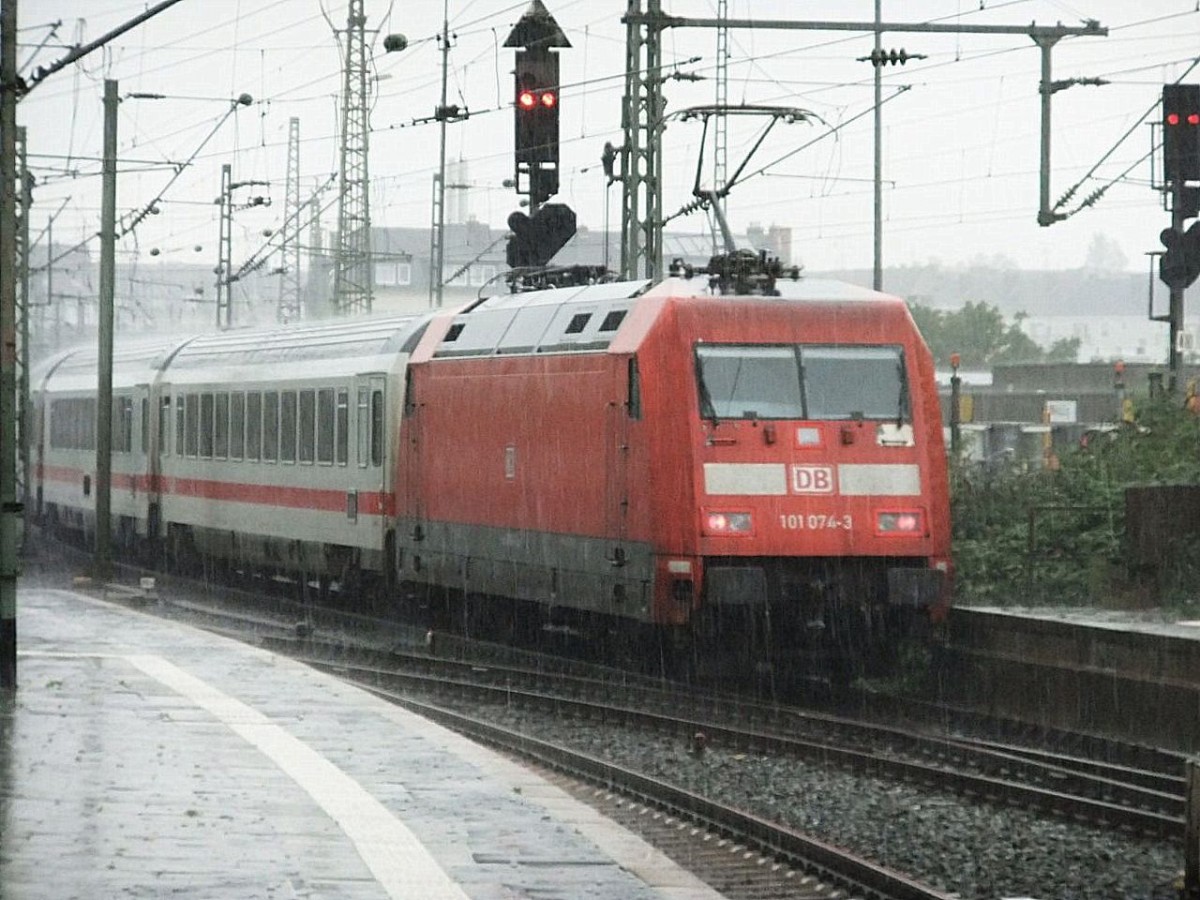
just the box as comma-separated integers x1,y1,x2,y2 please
278,117,302,323
618,8,1106,284
333,0,372,316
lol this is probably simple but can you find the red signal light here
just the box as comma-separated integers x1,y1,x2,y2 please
1168,112,1182,125
1190,113,1200,126
540,90,557,108
518,90,537,110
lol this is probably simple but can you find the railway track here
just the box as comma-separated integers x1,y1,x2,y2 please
38,543,1184,897
70,564,1185,840
72,556,1188,842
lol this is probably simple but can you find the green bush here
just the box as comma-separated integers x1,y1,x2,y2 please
950,395,1200,609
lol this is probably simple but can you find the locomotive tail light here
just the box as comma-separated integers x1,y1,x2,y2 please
702,510,754,535
876,509,924,536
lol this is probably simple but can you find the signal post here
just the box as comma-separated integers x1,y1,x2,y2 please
504,2,577,275
1158,84,1200,391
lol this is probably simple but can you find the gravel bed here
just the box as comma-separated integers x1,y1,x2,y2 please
438,697,1181,900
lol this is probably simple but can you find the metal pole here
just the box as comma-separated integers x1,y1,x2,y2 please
432,0,450,308
1034,36,1064,226
949,354,961,458
95,78,118,578
17,125,29,542
1169,178,1186,393
216,163,231,329
873,0,882,291
49,215,57,349
1,0,20,690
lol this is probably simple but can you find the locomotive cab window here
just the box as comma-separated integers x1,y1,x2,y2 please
803,345,909,422
695,346,804,420
695,343,909,422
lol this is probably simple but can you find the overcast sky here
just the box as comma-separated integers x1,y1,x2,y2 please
13,1,1200,278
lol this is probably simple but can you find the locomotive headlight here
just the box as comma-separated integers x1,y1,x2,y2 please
876,510,924,535
702,510,754,535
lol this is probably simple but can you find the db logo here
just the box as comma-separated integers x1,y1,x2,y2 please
791,465,835,494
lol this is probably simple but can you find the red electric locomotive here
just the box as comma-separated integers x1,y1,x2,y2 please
396,273,951,670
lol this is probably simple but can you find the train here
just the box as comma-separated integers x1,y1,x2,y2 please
31,271,952,675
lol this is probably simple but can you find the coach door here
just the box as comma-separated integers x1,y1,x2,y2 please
353,375,388,540
128,383,152,541
145,383,169,541
604,357,635,564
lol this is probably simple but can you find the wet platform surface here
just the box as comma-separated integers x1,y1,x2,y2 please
1,585,725,899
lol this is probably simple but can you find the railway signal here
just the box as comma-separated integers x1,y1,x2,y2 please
514,51,559,167
506,202,576,268
1160,222,1200,290
1163,84,1200,184
505,2,570,207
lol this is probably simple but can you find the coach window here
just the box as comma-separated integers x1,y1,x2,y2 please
200,393,215,458
215,392,229,459
185,393,199,457
356,388,369,468
160,397,171,455
280,391,297,464
176,395,185,456
316,388,335,465
230,392,245,461
370,389,384,467
141,398,149,454
246,392,262,461
299,389,316,464
49,398,96,450
335,389,349,466
262,391,279,462
114,396,132,453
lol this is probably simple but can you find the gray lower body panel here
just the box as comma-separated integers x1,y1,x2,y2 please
396,518,655,621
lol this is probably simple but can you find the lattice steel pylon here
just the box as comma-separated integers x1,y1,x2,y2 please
277,116,302,323
216,163,233,329
620,0,665,281
713,0,729,252
333,0,372,316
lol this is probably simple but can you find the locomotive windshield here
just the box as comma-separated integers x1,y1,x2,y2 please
695,343,909,421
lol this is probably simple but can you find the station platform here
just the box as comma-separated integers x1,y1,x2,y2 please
1,584,726,899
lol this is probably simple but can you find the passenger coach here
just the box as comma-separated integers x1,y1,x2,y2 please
33,273,950,669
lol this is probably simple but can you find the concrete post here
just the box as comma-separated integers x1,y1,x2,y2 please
94,79,117,577
1,0,20,690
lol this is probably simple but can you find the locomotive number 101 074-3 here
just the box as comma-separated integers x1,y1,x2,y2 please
779,513,853,530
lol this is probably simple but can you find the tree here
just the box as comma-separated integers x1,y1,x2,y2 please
907,300,1081,367
1083,232,1129,272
